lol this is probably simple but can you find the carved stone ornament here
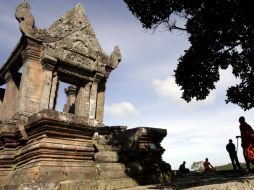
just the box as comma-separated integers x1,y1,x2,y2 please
109,46,122,69
15,0,36,37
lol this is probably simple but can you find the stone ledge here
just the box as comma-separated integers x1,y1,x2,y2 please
27,109,95,126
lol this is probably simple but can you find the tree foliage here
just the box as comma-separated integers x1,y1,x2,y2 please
124,0,254,110
191,161,204,172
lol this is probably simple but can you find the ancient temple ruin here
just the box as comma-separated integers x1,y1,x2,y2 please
0,1,171,189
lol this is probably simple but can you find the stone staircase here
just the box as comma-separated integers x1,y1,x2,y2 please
57,133,138,190
93,131,139,190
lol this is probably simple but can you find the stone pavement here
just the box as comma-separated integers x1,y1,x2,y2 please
121,170,254,190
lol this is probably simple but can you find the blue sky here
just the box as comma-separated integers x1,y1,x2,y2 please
1,0,254,170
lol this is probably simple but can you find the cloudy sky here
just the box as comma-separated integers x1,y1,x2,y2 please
1,0,254,169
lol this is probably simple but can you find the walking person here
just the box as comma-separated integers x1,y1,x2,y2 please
226,139,241,170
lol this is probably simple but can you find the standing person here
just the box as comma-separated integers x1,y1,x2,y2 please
226,139,242,170
239,116,254,171
203,158,215,172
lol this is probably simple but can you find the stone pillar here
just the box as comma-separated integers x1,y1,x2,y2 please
40,55,57,110
63,86,77,114
39,69,53,110
89,80,98,120
0,88,6,121
18,41,44,114
49,73,58,110
95,80,106,123
75,82,91,117
2,72,21,121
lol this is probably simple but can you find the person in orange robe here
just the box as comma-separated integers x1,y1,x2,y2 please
203,158,215,172
239,116,254,171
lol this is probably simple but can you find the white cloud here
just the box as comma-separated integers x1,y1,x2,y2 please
152,77,184,100
216,67,240,90
152,76,216,108
105,102,140,119
151,67,240,111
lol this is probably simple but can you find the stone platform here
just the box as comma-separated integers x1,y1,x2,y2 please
121,170,254,190
0,111,172,189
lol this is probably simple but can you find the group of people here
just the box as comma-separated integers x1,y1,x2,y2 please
178,158,215,174
179,116,254,174
227,116,254,172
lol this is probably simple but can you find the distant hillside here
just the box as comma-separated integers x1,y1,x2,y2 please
215,163,246,171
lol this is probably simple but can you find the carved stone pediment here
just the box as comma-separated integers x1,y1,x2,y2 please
14,1,121,79
40,4,103,73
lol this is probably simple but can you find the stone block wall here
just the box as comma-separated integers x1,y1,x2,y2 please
0,110,97,189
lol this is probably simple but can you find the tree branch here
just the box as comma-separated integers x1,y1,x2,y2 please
165,17,187,31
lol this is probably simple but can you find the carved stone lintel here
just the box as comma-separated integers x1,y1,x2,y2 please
57,64,94,84
41,55,57,71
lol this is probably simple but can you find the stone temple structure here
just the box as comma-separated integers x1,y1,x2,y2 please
0,1,171,189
